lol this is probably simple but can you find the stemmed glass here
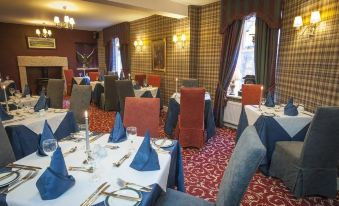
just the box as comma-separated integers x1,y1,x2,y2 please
126,126,137,152
42,139,58,157
9,88,15,97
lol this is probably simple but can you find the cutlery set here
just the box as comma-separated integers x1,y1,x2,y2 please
113,152,132,167
0,164,41,194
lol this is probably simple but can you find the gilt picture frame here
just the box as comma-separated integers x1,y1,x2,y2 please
151,38,166,72
27,37,56,49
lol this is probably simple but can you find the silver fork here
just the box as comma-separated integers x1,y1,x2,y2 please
6,170,39,194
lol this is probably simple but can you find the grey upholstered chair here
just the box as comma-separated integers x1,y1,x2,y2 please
47,79,65,109
269,107,339,198
69,85,92,124
182,79,198,87
155,126,266,206
115,80,135,118
0,121,15,167
100,75,119,111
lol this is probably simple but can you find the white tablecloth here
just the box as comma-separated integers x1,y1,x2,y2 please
244,105,313,137
73,77,90,85
134,87,158,98
6,134,171,206
0,80,15,88
171,92,211,104
3,109,68,135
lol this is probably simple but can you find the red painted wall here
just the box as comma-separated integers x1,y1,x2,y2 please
0,22,97,89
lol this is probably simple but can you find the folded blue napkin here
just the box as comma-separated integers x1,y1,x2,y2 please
22,84,31,97
130,130,160,171
284,97,298,116
83,77,90,85
34,90,46,112
108,112,127,143
36,147,75,200
37,120,56,156
265,91,275,107
0,104,13,121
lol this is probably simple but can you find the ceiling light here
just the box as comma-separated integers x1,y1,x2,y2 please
36,23,52,38
54,6,75,29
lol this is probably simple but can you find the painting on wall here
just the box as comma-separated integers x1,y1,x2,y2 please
27,37,56,49
152,39,166,72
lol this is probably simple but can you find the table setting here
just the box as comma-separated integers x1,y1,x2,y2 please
237,94,314,175
0,112,184,206
164,92,216,139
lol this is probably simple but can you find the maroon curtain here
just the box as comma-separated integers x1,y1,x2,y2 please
120,43,129,76
220,0,282,33
254,17,279,94
105,40,113,71
214,20,244,127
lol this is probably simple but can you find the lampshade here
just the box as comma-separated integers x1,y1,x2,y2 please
310,11,321,24
293,16,303,27
42,28,47,34
69,18,75,25
64,15,70,23
134,40,138,47
36,29,41,35
47,30,52,36
181,34,186,41
138,40,143,46
54,16,60,24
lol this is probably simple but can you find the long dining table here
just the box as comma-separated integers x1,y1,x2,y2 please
236,105,314,175
0,134,184,206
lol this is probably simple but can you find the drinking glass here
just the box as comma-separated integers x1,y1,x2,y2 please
126,126,137,151
261,98,266,105
9,88,15,97
42,139,57,157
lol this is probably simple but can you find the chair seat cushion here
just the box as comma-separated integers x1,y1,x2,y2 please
155,189,214,206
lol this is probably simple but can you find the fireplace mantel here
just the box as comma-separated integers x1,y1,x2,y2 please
17,56,68,90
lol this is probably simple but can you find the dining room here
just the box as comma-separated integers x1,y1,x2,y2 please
0,0,338,205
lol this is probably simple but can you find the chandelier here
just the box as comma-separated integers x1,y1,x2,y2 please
36,24,52,38
54,6,75,29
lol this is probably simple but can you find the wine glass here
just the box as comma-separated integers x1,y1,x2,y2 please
126,126,137,151
9,87,15,97
42,139,57,157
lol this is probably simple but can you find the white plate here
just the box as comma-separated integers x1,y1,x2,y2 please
105,188,142,206
153,139,174,148
0,171,20,187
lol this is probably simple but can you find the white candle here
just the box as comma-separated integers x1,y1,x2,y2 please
128,73,131,80
175,77,178,93
259,86,264,110
2,86,9,112
84,110,90,153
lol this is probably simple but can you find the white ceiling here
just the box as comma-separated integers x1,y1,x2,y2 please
0,0,219,31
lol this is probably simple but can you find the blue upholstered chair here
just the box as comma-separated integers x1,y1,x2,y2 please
155,126,266,206
269,107,339,198
0,121,15,167
182,78,199,88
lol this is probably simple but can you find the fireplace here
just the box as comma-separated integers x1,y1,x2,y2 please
26,66,62,94
17,56,68,94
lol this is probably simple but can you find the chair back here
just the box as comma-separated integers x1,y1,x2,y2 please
180,88,205,129
115,80,135,118
124,97,160,137
88,72,99,81
147,74,161,88
134,74,146,86
182,79,198,87
47,79,64,109
300,107,339,168
104,75,119,111
69,85,91,124
0,121,15,167
216,126,266,206
241,84,262,106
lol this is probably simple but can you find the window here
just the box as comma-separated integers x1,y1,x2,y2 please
229,16,256,96
111,37,122,75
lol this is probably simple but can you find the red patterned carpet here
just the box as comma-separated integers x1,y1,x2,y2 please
64,100,339,205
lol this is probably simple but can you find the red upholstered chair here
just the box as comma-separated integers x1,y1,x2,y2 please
134,74,146,86
147,74,161,88
88,72,99,81
176,88,205,148
124,97,160,138
63,69,74,96
241,84,263,106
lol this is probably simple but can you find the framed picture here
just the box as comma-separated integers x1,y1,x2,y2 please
27,37,56,49
152,38,166,72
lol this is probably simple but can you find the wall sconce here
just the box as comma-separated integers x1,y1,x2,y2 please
172,34,186,48
134,39,143,51
293,11,321,37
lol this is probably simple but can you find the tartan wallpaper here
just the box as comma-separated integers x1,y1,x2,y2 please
276,0,339,112
130,2,222,105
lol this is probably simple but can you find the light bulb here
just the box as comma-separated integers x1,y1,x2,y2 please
54,16,60,24
172,35,178,43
